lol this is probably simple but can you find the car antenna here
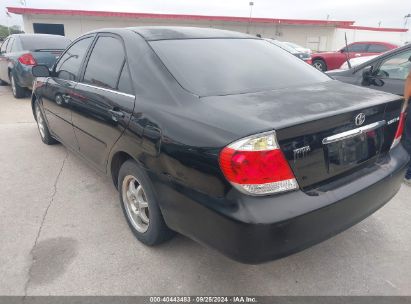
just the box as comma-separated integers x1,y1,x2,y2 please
344,32,352,69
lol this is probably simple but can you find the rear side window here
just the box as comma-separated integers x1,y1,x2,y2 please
55,37,93,81
367,44,389,53
343,44,367,53
150,38,329,96
6,37,15,53
117,63,133,95
20,35,70,51
83,36,125,90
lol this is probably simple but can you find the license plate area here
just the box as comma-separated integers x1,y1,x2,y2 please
323,122,385,173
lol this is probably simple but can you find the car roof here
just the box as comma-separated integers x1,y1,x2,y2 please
10,33,68,39
128,26,253,41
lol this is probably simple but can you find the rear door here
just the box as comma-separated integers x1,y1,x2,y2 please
71,34,135,172
42,36,94,149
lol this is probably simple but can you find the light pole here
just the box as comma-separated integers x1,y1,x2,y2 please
247,2,254,34
404,14,411,28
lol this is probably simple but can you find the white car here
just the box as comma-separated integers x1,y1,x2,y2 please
339,55,378,70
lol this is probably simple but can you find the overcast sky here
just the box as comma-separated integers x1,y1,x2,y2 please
1,0,411,32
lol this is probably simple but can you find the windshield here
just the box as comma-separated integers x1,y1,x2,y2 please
20,35,71,51
150,38,329,96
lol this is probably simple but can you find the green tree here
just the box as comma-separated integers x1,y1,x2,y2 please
0,24,24,40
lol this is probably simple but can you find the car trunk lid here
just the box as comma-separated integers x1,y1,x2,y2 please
200,80,404,190
31,49,64,68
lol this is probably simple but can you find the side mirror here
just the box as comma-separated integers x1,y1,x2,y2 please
32,65,50,77
361,66,374,86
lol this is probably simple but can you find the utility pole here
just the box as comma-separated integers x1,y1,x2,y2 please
5,9,11,36
247,2,254,34
404,14,411,28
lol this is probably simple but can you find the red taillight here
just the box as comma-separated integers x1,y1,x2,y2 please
391,104,407,149
219,131,298,196
18,53,37,66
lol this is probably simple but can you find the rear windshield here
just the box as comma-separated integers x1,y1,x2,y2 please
20,35,71,51
150,38,329,96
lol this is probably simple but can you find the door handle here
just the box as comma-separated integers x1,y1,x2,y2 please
355,53,361,57
108,109,125,118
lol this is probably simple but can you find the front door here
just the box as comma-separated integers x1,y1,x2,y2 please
370,49,411,95
42,36,94,149
70,34,135,172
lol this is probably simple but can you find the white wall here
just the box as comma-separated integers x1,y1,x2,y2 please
22,14,407,51
22,14,336,51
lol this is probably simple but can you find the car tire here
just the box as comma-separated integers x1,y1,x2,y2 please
10,72,26,98
34,100,58,145
313,59,327,72
118,159,175,246
0,79,7,86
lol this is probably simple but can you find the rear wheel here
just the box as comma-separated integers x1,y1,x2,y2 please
34,100,58,145
313,59,327,71
10,73,26,98
118,160,174,245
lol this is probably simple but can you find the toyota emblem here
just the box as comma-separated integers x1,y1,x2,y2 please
355,113,366,126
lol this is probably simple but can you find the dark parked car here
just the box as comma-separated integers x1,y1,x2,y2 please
266,39,312,64
31,27,409,263
327,43,411,96
0,34,71,98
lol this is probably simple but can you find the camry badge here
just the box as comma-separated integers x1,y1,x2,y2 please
355,113,366,126
293,145,311,161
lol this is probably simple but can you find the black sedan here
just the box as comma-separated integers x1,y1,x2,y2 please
31,27,409,263
0,34,71,98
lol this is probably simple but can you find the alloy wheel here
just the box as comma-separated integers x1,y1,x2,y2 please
122,175,150,233
313,62,324,71
35,105,46,139
11,75,17,96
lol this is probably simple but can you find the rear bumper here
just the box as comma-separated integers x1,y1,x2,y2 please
158,145,410,264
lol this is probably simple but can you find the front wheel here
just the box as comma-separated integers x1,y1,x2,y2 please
10,73,27,98
313,59,327,71
118,160,174,245
34,100,58,145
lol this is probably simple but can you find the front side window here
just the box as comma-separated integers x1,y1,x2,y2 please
6,37,15,53
55,37,93,81
117,63,133,95
150,38,329,96
83,36,125,90
376,50,411,80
